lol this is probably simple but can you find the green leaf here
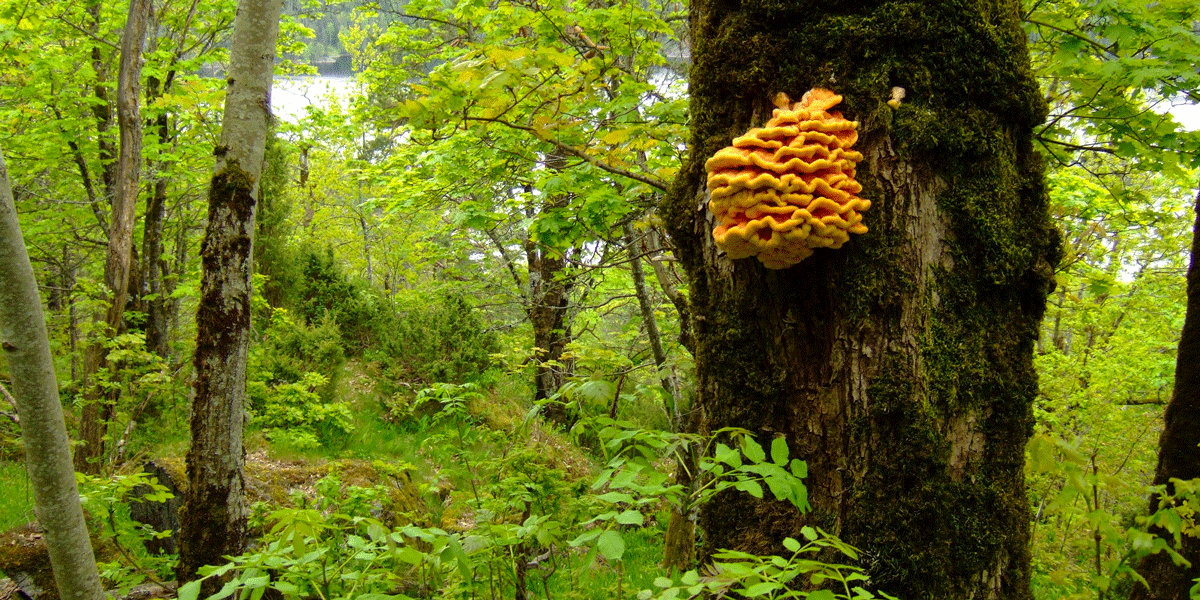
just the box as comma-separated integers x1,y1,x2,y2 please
615,510,645,526
735,479,764,498
771,436,789,465
177,580,202,600
597,491,636,504
741,436,766,463
743,581,783,597
808,590,837,600
569,529,603,546
597,529,626,561
783,537,803,552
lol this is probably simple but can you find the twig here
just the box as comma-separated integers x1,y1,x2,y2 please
0,381,18,425
461,114,670,192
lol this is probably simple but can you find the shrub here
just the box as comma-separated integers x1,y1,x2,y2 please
378,293,498,389
249,372,354,450
251,309,345,403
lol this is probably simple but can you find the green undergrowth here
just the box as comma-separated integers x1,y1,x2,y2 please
0,460,32,531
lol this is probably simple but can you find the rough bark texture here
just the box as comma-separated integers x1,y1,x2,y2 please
661,1,1060,599
75,0,150,474
529,155,575,426
1131,186,1200,600
0,149,105,600
528,238,573,425
176,0,283,590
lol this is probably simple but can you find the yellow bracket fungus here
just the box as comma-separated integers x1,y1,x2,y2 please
704,88,871,269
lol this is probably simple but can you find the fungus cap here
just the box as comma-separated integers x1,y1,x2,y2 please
705,88,871,269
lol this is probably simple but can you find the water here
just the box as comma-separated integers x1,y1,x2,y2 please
272,75,357,123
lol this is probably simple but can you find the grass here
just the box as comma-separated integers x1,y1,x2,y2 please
0,460,33,531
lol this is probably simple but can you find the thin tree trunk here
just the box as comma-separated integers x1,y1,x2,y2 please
142,76,172,359
75,0,151,474
0,147,105,600
643,224,693,354
623,220,681,426
1131,184,1200,600
662,1,1059,598
176,0,283,590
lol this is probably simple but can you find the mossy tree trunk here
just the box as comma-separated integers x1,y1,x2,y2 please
661,1,1060,598
1132,186,1200,600
176,0,282,591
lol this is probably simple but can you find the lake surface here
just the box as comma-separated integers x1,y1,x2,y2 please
273,75,357,123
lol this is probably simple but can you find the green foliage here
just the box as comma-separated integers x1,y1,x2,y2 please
256,132,300,309
292,245,388,354
178,394,885,600
250,371,355,450
1027,434,1200,599
179,469,469,600
640,527,895,600
248,310,354,449
0,461,32,531
1024,0,1200,175
251,308,347,403
570,416,811,567
76,471,176,594
378,294,499,388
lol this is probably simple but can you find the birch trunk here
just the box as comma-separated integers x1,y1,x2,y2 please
175,0,283,590
0,149,104,600
662,1,1060,598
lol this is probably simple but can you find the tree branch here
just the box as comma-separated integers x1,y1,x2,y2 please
0,381,19,425
461,115,670,192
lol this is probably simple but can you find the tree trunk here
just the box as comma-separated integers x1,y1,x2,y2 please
643,224,693,354
142,74,173,360
176,0,282,590
528,156,575,426
624,220,682,426
1131,185,1200,600
75,0,151,474
661,2,1059,599
527,239,573,425
0,148,105,600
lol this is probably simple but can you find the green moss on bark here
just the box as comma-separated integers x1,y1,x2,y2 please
663,1,1060,599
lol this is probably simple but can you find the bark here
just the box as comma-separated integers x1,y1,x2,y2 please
644,224,693,354
624,220,682,426
75,0,151,474
527,238,573,425
176,0,283,590
0,148,105,600
142,75,172,359
661,2,1059,599
1131,185,1200,600
528,155,574,426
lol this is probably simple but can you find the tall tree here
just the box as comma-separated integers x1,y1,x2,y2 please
1132,185,1200,600
74,0,152,474
176,0,283,590
0,147,104,600
661,1,1060,599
